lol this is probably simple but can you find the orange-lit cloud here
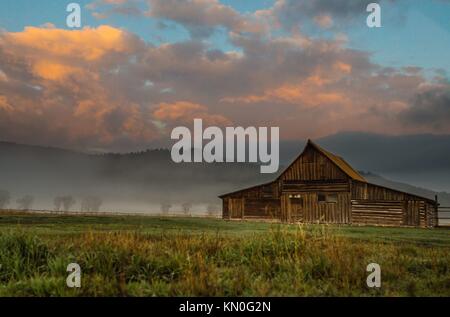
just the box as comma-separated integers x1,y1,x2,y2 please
0,21,448,152
32,61,81,81
153,101,231,126
0,25,158,151
314,14,333,28
229,85,348,107
3,25,133,61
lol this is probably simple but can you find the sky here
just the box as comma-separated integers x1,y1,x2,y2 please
0,0,449,152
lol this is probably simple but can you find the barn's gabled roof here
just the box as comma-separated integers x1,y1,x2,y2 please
218,181,274,199
274,139,367,183
306,140,367,183
219,140,367,198
219,140,437,204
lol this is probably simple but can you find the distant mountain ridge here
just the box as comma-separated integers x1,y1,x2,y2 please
1,136,449,211
0,141,272,212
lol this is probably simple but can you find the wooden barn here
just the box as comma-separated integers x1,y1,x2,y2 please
219,140,438,228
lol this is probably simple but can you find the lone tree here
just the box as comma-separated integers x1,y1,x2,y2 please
54,196,63,212
16,195,34,211
62,196,76,211
54,195,77,212
81,196,102,212
161,202,172,215
182,202,192,216
0,190,11,210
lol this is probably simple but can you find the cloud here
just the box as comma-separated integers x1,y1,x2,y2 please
258,0,410,31
314,14,334,28
2,25,136,61
400,86,450,130
0,26,159,151
146,0,267,38
87,0,144,19
153,101,231,126
89,0,268,37
0,15,449,152
0,69,8,82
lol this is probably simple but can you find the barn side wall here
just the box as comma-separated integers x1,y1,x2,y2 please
351,181,437,227
222,182,281,220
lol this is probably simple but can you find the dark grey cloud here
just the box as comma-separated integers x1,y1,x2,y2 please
88,0,144,19
266,0,410,30
146,0,267,38
400,87,450,129
274,0,371,22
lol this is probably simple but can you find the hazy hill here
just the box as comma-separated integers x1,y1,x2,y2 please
0,141,272,212
1,135,449,213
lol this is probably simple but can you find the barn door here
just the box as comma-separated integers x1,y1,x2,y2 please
405,201,420,226
229,198,244,219
289,195,303,222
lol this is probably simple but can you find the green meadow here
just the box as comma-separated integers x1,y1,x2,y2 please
0,212,448,296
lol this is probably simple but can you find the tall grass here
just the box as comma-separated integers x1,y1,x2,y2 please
0,225,448,296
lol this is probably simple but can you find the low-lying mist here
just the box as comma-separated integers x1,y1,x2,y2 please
0,142,273,214
2,132,450,215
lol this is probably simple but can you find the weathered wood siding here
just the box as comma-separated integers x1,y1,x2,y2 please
280,146,348,182
351,181,437,227
351,200,404,226
352,181,422,201
222,198,229,219
282,180,349,192
281,192,351,224
303,192,350,223
222,182,280,220
244,198,280,219
278,146,352,224
227,198,244,219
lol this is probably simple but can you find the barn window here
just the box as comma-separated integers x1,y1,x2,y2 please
289,194,303,205
318,193,326,203
261,186,273,198
326,194,338,203
317,193,337,203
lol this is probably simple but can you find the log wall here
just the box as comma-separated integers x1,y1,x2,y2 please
350,181,437,227
222,182,280,220
351,200,404,226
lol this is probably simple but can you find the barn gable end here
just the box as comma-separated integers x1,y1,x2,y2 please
278,139,366,183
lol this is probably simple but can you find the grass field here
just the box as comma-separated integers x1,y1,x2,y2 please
0,211,449,297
